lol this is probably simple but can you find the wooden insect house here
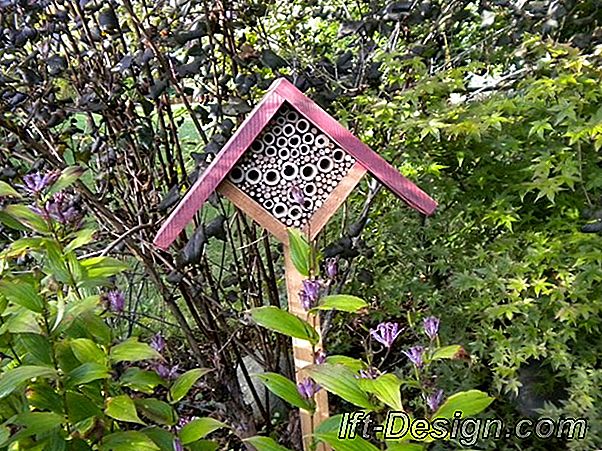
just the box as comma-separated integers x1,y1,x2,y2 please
154,77,437,448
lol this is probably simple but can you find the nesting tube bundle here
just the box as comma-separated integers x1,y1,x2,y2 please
226,105,356,227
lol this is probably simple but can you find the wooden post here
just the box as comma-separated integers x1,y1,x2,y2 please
284,247,329,451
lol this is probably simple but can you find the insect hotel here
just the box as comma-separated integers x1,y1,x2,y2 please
154,77,437,448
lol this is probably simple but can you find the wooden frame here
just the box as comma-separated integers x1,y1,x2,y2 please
154,77,436,250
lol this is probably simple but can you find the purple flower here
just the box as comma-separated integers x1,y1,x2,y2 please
403,346,425,368
299,279,322,310
370,322,402,348
326,258,338,279
426,389,444,412
150,332,166,353
106,290,125,312
47,193,83,225
423,316,440,341
290,185,305,205
31,192,84,227
297,377,320,399
176,415,195,432
155,363,180,380
315,349,326,365
21,170,59,194
358,367,381,379
172,438,184,451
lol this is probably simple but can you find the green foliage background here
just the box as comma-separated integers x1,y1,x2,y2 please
1,0,602,449
252,3,602,449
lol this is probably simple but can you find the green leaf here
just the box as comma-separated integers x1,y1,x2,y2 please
180,417,228,444
63,437,91,451
27,382,63,413
100,432,159,450
71,311,112,345
314,418,380,451
432,390,493,420
0,425,10,446
2,205,48,233
66,391,103,423
324,356,367,372
0,210,28,231
1,237,44,259
2,309,42,334
66,362,110,387
243,436,293,451
110,337,162,363
386,443,425,451
9,412,64,441
44,240,72,283
0,365,57,399
80,256,128,279
70,338,106,364
16,333,53,366
0,279,44,313
64,228,97,253
51,294,66,332
358,373,404,411
431,345,462,361
314,414,346,434
0,181,20,198
169,368,212,403
187,440,220,451
305,364,378,410
254,372,314,412
248,306,319,345
120,368,165,394
287,229,311,276
135,398,178,426
310,295,368,313
105,395,144,424
48,166,85,196
141,427,175,451
60,295,100,330
315,431,381,451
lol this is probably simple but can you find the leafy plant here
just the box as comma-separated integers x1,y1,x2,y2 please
246,228,492,449
0,172,218,450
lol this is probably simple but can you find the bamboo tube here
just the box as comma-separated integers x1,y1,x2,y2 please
282,163,299,181
282,123,296,137
273,202,288,219
245,167,262,185
263,169,281,186
262,131,275,145
300,164,318,181
296,118,310,133
229,166,245,184
317,156,334,173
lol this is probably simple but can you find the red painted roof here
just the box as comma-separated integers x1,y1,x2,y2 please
154,78,437,249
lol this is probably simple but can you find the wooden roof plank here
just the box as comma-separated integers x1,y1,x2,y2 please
274,79,437,216
153,81,286,250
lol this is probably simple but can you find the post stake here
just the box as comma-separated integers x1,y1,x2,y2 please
284,246,329,451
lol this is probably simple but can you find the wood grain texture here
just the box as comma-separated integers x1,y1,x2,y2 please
217,180,289,242
284,247,330,451
153,79,287,250
304,162,367,240
274,78,437,216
